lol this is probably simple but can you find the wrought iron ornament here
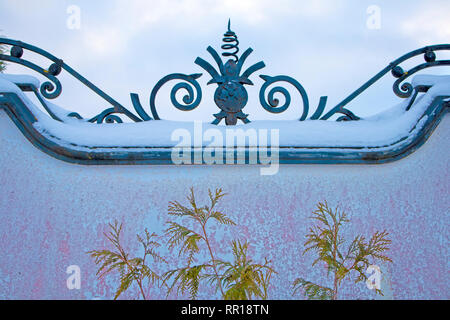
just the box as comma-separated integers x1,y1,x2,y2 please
195,20,265,125
0,20,449,125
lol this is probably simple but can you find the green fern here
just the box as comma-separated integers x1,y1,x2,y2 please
292,201,392,300
163,265,208,300
216,240,276,300
292,278,333,300
163,188,235,299
163,188,275,300
87,221,166,300
88,188,275,300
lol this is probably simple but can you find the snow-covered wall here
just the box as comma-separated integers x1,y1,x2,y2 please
0,107,448,300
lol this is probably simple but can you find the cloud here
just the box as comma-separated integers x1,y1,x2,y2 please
3,0,442,119
401,3,450,45
82,27,126,56
2,0,59,15
74,0,343,60
77,0,212,58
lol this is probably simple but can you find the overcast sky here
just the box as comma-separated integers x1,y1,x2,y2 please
1,0,449,121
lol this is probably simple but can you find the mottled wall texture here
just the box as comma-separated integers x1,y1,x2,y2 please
0,111,448,300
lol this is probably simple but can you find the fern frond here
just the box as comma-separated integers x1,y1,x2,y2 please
165,222,203,264
163,265,207,300
295,202,393,300
114,269,139,300
367,230,392,263
88,221,164,300
219,240,276,300
292,278,333,300
87,249,124,277
208,188,227,211
166,222,203,248
209,211,236,226
168,200,196,217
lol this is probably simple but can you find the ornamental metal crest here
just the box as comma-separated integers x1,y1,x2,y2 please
0,20,449,126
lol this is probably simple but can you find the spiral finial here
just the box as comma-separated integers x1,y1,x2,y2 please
221,19,240,62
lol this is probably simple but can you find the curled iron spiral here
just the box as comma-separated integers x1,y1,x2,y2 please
149,73,203,120
259,75,310,121
221,19,239,62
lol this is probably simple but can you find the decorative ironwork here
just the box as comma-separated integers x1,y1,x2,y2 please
222,19,240,63
147,73,203,121
195,22,266,125
0,21,449,126
0,39,142,124
0,90,448,165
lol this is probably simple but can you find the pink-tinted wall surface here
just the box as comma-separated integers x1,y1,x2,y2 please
0,112,448,300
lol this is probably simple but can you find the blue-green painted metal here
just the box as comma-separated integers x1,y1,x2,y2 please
0,21,450,165
149,73,203,120
0,90,448,165
195,44,265,125
0,38,142,123
1,22,450,125
320,45,450,120
259,75,311,121
222,19,240,63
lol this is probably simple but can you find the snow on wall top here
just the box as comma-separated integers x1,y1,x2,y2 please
0,73,449,149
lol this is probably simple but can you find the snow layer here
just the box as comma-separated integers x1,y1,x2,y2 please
0,73,41,88
0,73,449,148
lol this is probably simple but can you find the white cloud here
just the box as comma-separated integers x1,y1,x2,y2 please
3,0,441,119
401,4,450,46
2,0,59,15
105,0,343,34
77,0,344,59
82,27,126,56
